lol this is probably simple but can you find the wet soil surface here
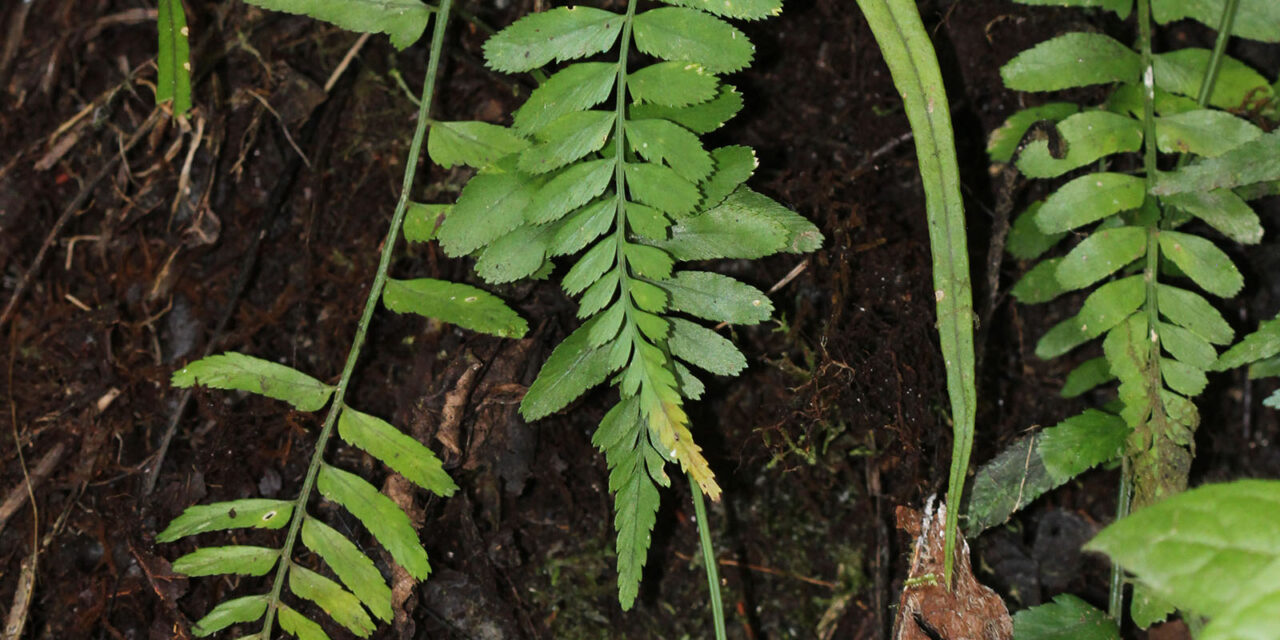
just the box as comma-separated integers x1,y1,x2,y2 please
1,1,1278,639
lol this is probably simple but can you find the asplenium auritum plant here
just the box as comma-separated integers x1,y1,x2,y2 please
424,0,822,611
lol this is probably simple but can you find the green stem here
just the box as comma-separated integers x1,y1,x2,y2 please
1108,457,1132,620
258,2,453,636
691,479,727,640
1196,0,1241,107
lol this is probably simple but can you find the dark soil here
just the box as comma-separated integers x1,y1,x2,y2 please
1,1,1277,639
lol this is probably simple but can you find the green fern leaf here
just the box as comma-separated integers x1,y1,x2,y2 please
1153,48,1275,109
1155,110,1261,158
190,595,269,637
1055,226,1147,291
1215,316,1280,370
660,0,783,20
657,201,787,261
521,316,621,419
550,199,615,256
1001,32,1140,92
171,353,334,412
1158,231,1244,297
288,564,375,638
383,278,528,339
564,240,617,295
157,499,293,542
1061,356,1115,398
662,271,773,324
1013,593,1121,640
1159,322,1218,370
632,8,753,74
609,422,661,610
518,110,616,173
588,302,628,347
1103,314,1154,428
624,163,700,216
276,602,329,640
513,62,617,134
754,190,823,246
1161,358,1208,396
475,222,555,284
626,202,671,241
625,244,675,281
1035,275,1145,359
1039,409,1128,483
1158,284,1234,345
593,395,640,451
527,158,617,224
1015,111,1142,178
242,0,431,50
668,318,746,375
172,546,280,577
578,270,621,317
427,121,529,170
1160,189,1263,245
1035,172,1146,233
628,61,719,107
1011,258,1067,304
1251,355,1280,379
1152,130,1280,195
627,119,714,182
699,146,756,207
987,102,1080,163
337,405,457,495
403,203,448,243
630,84,745,134
1007,201,1067,260
315,464,431,580
437,170,541,256
484,6,624,73
300,517,393,623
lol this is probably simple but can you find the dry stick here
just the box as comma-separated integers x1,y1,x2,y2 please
0,441,67,535
141,58,361,495
1,552,35,640
0,108,164,330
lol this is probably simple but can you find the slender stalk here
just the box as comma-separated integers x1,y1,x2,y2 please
258,2,454,635
1195,0,1241,107
691,478,727,640
1108,457,1132,620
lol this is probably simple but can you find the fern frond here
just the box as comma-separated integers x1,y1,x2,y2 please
429,0,820,608
970,0,1280,570
156,0,536,637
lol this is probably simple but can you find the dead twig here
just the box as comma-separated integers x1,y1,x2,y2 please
323,32,370,93
1,552,36,640
0,441,68,535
